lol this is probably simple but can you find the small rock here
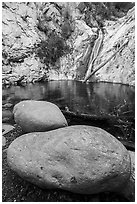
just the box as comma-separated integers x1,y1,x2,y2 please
2,136,6,147
2,124,15,136
13,100,68,133
7,125,130,195
2,110,14,122
2,103,13,109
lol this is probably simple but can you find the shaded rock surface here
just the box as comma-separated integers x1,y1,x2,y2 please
13,100,68,133
120,151,135,201
2,110,14,123
7,125,131,195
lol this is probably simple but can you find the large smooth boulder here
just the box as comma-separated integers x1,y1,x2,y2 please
7,125,131,195
13,100,68,133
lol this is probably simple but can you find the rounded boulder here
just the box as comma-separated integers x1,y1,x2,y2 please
7,125,131,195
13,100,68,133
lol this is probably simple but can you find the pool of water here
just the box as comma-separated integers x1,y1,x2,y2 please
2,80,135,146
2,80,135,116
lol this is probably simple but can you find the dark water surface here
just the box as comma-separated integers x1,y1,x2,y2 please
2,80,135,144
2,80,135,116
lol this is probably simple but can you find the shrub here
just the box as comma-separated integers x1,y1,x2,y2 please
36,32,70,66
61,21,72,39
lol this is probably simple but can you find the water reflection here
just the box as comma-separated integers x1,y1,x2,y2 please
2,81,135,118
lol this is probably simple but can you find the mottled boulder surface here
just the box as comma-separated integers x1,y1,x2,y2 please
7,125,130,194
13,100,68,133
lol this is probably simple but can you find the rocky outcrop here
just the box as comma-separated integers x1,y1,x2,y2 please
2,2,46,84
2,2,135,86
7,125,131,196
92,7,135,86
35,2,98,81
45,3,135,85
13,100,68,133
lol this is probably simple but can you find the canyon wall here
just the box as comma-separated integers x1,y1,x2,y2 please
2,2,135,86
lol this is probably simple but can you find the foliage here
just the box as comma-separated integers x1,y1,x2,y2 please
36,3,73,66
36,32,70,66
61,22,72,39
61,6,73,39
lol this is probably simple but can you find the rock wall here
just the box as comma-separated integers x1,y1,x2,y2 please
2,2,46,84
2,2,135,86
34,2,98,81
92,7,135,86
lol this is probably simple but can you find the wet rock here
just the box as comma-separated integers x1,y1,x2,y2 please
13,100,68,133
7,125,130,195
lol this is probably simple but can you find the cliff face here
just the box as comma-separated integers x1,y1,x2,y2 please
2,2,46,84
92,7,135,86
2,2,135,86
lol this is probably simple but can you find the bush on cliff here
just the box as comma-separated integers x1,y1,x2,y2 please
36,32,70,66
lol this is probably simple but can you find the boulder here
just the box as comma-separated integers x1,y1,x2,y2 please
120,151,135,201
7,125,131,195
13,100,68,133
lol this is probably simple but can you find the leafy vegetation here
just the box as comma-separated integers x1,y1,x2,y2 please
61,7,73,39
36,32,70,66
61,22,72,39
36,4,73,67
